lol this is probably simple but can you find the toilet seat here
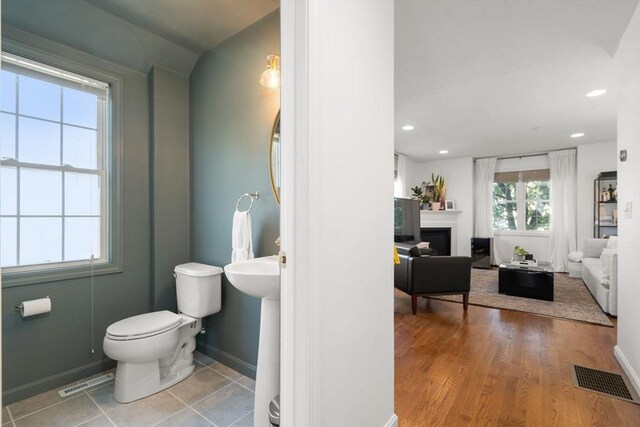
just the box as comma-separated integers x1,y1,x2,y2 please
106,311,182,341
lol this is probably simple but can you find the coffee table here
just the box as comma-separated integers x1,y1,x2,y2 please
498,261,554,301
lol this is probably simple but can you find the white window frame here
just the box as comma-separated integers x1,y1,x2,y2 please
493,172,550,236
1,41,123,287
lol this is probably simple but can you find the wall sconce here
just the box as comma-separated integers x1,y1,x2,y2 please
260,54,280,89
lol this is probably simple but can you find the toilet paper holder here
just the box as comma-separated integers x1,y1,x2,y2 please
15,296,51,312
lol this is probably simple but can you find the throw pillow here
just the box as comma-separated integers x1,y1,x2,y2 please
409,246,437,257
606,236,618,250
582,238,608,258
568,251,583,262
600,248,616,280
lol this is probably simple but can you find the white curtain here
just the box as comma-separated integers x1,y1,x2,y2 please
474,157,497,237
547,149,577,272
394,153,408,198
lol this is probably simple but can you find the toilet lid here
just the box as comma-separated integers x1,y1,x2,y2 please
106,311,182,340
175,262,223,277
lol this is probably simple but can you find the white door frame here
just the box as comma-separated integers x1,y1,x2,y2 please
279,1,396,426
279,1,316,424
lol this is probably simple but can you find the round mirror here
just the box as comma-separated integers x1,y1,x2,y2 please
269,111,281,204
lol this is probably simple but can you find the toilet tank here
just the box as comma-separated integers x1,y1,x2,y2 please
174,263,223,318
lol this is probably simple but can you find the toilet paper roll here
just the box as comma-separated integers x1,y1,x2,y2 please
20,297,51,317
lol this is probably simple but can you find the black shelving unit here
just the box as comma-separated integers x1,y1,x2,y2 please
594,171,618,238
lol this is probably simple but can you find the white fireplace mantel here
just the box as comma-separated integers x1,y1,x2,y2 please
420,210,462,255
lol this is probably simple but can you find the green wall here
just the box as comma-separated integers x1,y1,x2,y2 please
190,11,280,377
149,66,190,312
1,30,152,404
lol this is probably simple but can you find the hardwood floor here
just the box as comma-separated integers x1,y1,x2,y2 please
394,291,640,426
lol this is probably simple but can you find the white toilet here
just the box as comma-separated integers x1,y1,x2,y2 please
103,262,222,403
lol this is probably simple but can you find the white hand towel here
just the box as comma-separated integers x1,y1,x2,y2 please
232,210,254,263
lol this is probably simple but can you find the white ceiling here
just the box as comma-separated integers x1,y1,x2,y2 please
395,0,639,161
85,0,279,54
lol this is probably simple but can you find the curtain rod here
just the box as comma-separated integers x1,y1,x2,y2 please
474,147,576,162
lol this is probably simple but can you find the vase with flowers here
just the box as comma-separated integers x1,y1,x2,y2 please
430,173,446,210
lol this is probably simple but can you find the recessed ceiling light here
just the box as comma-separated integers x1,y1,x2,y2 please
586,89,607,97
401,125,414,131
571,133,585,138
439,150,449,154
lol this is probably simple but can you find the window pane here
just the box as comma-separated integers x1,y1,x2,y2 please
65,172,100,215
18,117,61,165
493,182,518,230
20,217,62,265
1,218,17,267
526,181,549,200
493,202,518,230
526,201,550,231
1,113,16,159
1,71,16,113
63,125,97,169
525,180,550,231
18,75,61,121
1,166,17,215
64,217,100,261
494,182,517,201
20,168,62,215
63,88,98,129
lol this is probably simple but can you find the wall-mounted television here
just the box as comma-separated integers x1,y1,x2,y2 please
394,197,420,243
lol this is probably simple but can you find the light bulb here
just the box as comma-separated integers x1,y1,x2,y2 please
260,68,280,89
260,54,280,88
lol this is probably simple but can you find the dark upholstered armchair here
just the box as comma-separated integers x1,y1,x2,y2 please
394,244,472,314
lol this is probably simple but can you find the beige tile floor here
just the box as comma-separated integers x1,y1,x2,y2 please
2,352,256,427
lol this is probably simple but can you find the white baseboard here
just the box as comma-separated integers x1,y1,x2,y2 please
384,413,398,427
614,345,640,396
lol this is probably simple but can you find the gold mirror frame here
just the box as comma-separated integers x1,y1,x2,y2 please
269,110,281,204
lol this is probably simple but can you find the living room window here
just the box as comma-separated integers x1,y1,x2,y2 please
493,169,550,232
1,49,121,284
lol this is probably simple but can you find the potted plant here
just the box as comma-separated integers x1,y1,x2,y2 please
411,182,432,209
430,173,446,211
513,246,527,261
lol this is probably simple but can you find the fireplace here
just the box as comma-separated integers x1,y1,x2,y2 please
420,228,452,256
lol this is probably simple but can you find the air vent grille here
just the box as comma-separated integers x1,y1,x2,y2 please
58,373,114,397
572,365,639,404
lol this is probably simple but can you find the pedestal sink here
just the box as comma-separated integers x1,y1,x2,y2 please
224,255,280,427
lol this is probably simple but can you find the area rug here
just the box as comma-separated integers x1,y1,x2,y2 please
420,269,613,327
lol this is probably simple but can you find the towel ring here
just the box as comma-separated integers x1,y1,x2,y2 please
235,192,259,213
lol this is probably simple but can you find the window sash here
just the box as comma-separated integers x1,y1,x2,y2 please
525,180,550,231
1,54,109,270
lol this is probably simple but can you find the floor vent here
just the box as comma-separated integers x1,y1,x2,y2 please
58,373,115,397
572,365,639,404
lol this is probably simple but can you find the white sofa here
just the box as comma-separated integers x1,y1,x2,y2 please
569,237,618,316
